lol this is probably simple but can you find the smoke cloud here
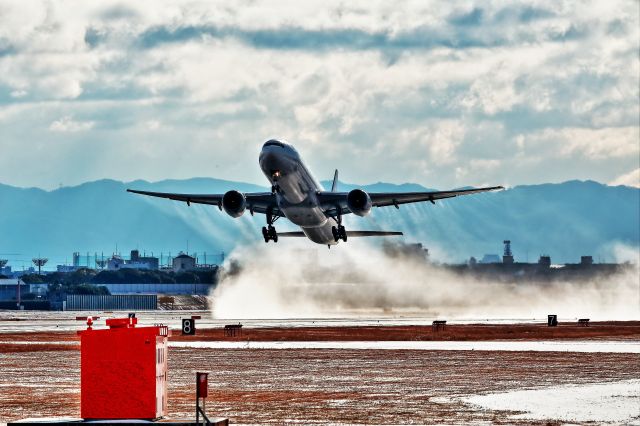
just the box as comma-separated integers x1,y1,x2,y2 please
210,241,639,321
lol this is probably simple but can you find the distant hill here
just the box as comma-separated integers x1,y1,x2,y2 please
0,178,637,267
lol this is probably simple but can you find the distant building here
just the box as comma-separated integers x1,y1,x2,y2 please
57,265,80,273
480,254,501,264
502,240,514,264
106,250,159,271
580,256,593,266
405,243,429,261
383,242,429,261
12,267,36,278
0,279,27,301
0,265,11,276
29,283,48,297
107,255,126,270
130,250,159,270
538,255,551,268
173,253,196,272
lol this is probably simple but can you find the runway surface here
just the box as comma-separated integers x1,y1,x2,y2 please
0,311,638,425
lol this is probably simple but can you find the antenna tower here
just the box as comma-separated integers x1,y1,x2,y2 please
32,257,48,275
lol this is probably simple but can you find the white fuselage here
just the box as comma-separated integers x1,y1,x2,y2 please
259,140,339,244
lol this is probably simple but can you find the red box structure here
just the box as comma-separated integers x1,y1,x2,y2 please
78,317,170,420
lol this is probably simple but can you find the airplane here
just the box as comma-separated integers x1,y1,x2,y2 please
127,139,503,246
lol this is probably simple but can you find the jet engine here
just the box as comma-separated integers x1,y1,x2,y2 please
222,190,246,218
347,189,372,216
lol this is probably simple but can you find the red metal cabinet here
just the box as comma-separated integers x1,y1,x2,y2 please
78,317,170,420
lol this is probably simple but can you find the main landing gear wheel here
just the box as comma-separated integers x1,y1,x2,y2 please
262,225,278,243
332,225,347,242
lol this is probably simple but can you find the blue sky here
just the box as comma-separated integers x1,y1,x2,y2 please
0,0,638,190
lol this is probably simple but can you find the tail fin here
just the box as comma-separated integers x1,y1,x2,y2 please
331,169,339,192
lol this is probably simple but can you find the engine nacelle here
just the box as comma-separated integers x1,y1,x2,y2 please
347,189,372,216
222,190,246,218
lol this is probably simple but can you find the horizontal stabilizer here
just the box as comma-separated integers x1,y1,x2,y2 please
346,231,403,237
277,232,306,237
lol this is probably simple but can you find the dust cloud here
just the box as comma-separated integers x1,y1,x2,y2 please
210,240,640,320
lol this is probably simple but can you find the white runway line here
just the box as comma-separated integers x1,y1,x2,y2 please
169,340,640,353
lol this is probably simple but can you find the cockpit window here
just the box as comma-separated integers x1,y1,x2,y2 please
264,140,285,148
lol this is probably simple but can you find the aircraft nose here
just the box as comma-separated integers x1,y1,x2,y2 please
260,147,284,170
262,139,286,149
259,140,296,175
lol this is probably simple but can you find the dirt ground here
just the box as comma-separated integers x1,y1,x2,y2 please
1,321,638,345
0,322,639,424
172,321,640,342
1,345,638,424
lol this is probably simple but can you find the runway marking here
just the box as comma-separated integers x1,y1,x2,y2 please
169,340,640,353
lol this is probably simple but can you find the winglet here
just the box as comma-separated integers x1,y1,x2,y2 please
331,169,339,192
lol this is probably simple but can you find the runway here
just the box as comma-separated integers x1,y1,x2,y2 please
0,311,638,425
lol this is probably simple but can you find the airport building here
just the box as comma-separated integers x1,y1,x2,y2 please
0,279,27,301
172,253,196,272
479,254,501,264
107,250,160,271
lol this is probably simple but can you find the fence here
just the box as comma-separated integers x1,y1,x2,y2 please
66,294,157,311
102,283,214,295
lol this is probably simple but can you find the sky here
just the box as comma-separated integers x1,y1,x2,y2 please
0,0,638,190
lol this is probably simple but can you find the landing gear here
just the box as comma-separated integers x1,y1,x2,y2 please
331,210,347,242
332,225,347,242
262,211,278,243
262,225,278,243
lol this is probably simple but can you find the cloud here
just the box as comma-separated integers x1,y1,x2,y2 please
520,127,640,160
0,1,637,190
49,116,95,132
611,169,640,188
136,24,510,52
10,89,26,98
448,7,484,26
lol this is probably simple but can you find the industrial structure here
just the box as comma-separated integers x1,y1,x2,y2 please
78,316,169,419
32,257,48,275
1,248,225,276
503,240,514,264
172,252,196,272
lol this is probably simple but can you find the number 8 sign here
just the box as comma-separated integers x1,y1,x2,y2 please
182,318,195,335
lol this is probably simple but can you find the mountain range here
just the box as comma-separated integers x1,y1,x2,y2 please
0,178,638,268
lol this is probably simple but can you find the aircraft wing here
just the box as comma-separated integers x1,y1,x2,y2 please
319,186,503,215
366,186,503,207
126,189,281,216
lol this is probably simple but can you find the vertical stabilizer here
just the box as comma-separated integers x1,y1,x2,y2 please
331,169,339,192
